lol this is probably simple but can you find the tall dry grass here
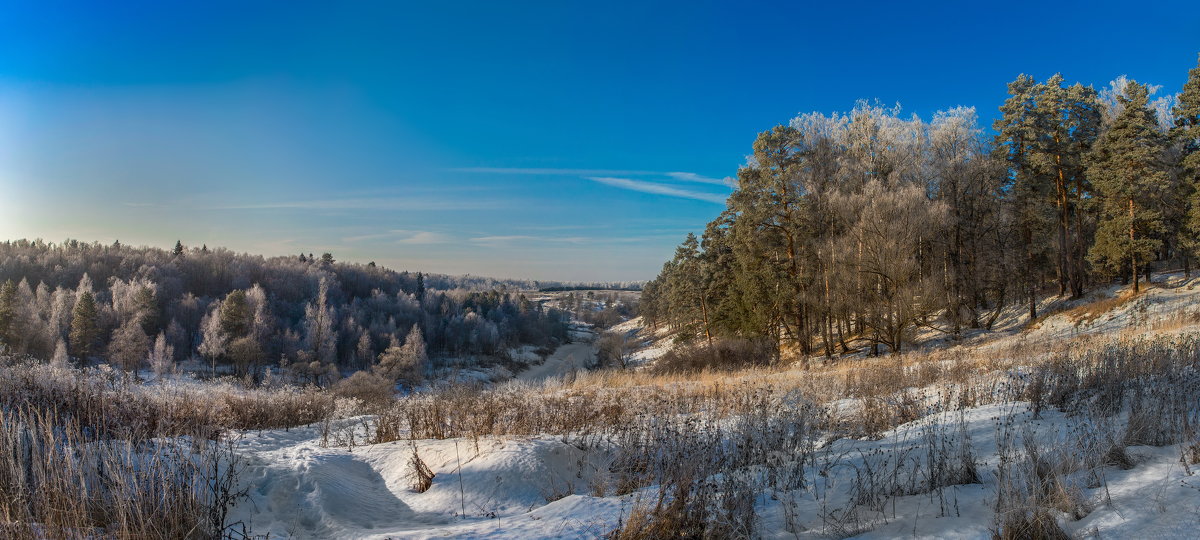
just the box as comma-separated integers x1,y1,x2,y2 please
0,356,344,538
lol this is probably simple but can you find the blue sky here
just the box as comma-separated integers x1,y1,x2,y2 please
1,1,1198,281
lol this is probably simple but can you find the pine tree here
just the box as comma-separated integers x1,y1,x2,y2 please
219,289,250,338
1176,54,1200,263
0,280,16,349
133,286,161,336
995,75,1053,319
69,291,100,360
1086,80,1170,292
1031,75,1102,298
172,240,184,256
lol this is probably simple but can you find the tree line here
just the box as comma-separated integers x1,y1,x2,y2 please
641,56,1200,358
0,239,571,384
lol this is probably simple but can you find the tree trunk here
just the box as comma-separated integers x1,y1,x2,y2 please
699,296,713,348
1130,198,1139,294
1055,151,1070,297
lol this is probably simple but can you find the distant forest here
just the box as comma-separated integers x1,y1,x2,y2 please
0,239,578,382
643,57,1200,357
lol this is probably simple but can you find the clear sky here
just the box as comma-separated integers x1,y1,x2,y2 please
1,1,1198,281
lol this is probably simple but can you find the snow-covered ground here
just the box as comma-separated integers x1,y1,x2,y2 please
516,341,597,383
228,419,629,538
225,399,1200,539
606,316,671,367
214,275,1200,538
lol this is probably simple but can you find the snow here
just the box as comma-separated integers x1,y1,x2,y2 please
224,395,1200,539
228,418,629,539
604,316,672,368
211,276,1200,538
516,342,596,383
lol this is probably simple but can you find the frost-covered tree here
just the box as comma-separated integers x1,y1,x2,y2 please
304,277,337,364
148,331,175,379
198,304,228,373
376,325,426,387
108,317,150,372
356,330,374,369
50,338,69,368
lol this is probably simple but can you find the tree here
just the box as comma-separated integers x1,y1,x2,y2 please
198,305,228,374
227,336,264,377
50,338,69,368
995,75,1054,319
148,332,175,379
69,291,99,360
219,289,250,338
356,330,374,369
376,325,427,387
0,280,16,349
132,286,161,336
832,181,947,354
1087,80,1170,292
172,240,184,256
1030,75,1101,298
303,277,337,366
1177,55,1200,264
108,317,150,372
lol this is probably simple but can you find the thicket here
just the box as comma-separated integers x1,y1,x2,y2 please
0,240,571,382
643,56,1200,359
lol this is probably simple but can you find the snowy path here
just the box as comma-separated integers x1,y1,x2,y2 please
517,340,597,383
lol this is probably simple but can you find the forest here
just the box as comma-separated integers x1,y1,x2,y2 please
641,58,1200,358
0,239,576,383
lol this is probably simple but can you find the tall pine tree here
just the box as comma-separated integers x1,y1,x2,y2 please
69,291,100,360
1086,80,1170,292
1176,54,1200,264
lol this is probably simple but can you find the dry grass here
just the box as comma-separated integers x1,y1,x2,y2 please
0,356,347,539
4,302,1200,538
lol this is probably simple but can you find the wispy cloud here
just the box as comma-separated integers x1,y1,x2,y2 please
586,177,728,204
451,167,733,186
665,172,734,186
212,197,502,211
343,229,453,245
469,235,593,247
396,231,453,245
449,167,659,176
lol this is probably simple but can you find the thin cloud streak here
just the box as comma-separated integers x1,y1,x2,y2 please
470,235,590,246
468,230,699,247
451,167,731,186
586,177,728,204
665,172,734,186
212,197,503,211
343,230,454,245
449,167,659,176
